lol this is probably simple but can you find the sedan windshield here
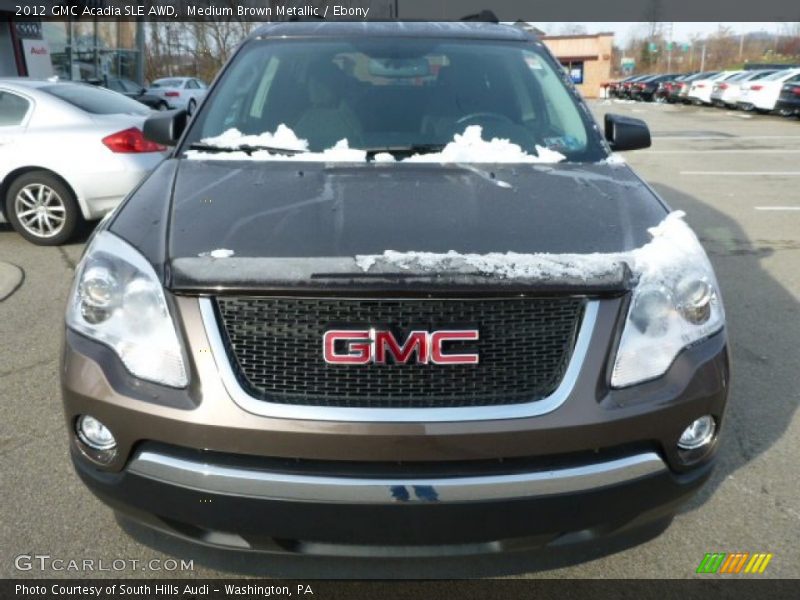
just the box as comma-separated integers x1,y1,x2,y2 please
183,38,605,161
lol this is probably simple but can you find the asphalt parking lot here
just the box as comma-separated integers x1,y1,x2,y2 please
0,100,798,579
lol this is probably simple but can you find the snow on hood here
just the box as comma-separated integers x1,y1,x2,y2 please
199,248,235,258
402,126,565,164
626,210,712,286
355,249,621,280
355,211,705,283
185,126,366,162
185,125,565,164
192,124,309,152
597,152,627,166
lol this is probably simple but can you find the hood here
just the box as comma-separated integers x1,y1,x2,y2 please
161,159,667,292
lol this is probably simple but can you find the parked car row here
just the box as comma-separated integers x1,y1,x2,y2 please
88,76,208,114
608,68,800,116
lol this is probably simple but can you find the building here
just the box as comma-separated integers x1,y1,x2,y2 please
540,33,614,99
0,5,144,84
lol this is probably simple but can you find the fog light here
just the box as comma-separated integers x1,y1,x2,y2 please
76,415,117,451
678,416,716,450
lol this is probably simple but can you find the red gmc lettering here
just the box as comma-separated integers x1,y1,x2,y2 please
323,330,479,365
431,330,480,364
323,330,371,365
374,330,429,364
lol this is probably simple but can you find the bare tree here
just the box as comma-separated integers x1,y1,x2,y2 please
557,24,587,36
145,1,259,83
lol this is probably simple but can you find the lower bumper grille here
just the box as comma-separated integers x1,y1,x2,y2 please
214,296,585,408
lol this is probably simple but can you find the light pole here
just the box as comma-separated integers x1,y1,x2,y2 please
666,23,673,72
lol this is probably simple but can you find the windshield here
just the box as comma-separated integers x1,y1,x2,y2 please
182,38,605,162
41,84,150,116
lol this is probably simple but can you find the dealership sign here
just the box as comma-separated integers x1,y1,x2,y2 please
22,40,54,79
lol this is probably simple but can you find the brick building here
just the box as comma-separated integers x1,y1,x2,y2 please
541,33,614,98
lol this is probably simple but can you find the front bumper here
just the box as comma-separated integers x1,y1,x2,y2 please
74,443,711,554
62,295,730,553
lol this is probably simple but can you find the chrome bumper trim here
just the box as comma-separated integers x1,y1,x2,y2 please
128,450,666,504
198,297,600,423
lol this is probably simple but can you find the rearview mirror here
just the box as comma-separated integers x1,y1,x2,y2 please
143,109,188,147
368,57,431,78
604,113,651,151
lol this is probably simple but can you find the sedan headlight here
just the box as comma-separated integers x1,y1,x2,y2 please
611,214,725,388
66,231,188,388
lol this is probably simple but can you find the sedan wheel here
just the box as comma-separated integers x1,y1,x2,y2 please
187,99,197,115
5,171,80,246
15,184,66,239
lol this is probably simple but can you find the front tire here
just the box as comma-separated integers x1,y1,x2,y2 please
187,99,197,115
4,171,80,246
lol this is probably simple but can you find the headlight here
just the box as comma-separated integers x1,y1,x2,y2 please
611,214,725,388
66,232,188,388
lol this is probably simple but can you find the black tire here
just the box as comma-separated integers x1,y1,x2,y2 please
187,99,197,115
157,101,168,111
4,171,80,246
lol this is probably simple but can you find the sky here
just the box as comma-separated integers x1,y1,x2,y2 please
530,22,789,44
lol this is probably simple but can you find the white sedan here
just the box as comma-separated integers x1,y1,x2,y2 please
737,68,800,112
0,79,166,245
688,71,742,105
711,70,777,108
146,77,207,114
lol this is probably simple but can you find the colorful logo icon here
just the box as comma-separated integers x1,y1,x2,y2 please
696,552,773,574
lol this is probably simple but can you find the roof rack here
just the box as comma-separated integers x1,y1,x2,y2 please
460,10,500,23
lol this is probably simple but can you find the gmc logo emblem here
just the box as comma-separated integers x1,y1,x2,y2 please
323,330,479,365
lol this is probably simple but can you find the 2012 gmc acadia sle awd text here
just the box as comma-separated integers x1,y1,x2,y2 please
61,22,730,556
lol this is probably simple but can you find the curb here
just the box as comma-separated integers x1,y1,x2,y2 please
0,261,23,301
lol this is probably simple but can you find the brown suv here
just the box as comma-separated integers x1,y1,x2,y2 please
62,22,729,556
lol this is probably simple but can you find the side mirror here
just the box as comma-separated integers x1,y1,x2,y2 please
143,109,188,147
604,113,651,151
139,87,147,95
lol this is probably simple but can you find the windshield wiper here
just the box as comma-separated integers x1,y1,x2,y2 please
187,142,305,156
363,144,447,160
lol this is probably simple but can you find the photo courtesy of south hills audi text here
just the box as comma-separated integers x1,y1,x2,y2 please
0,0,799,590
15,584,315,597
